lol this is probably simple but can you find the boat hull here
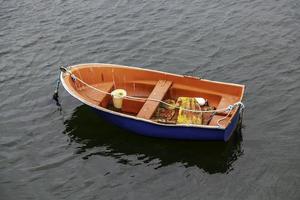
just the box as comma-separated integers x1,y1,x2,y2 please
60,63,245,142
92,106,241,142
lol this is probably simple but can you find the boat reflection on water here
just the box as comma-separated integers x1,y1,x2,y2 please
63,105,244,174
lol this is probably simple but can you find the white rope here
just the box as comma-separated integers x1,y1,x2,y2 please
217,102,245,128
217,106,234,127
63,68,244,115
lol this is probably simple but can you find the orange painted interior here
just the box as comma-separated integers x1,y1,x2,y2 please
62,63,245,128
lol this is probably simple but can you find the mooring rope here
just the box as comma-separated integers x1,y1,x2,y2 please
60,66,245,125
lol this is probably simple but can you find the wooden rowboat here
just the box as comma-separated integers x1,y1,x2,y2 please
60,63,245,141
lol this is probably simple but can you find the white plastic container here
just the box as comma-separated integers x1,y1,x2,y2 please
111,89,127,109
195,97,207,106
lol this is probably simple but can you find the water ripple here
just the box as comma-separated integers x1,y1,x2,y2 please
1,0,300,199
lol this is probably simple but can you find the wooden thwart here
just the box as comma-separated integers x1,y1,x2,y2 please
137,80,172,119
81,82,114,107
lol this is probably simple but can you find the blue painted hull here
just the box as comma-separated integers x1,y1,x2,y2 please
92,107,241,142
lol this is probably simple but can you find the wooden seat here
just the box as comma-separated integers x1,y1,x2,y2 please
208,96,239,126
137,80,172,119
80,82,114,107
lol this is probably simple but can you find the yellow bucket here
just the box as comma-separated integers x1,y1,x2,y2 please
111,89,127,109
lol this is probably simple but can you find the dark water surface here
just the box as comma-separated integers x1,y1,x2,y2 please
1,0,300,199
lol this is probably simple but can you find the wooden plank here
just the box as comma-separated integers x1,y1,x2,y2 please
208,96,238,126
137,80,172,119
211,97,236,118
81,82,114,107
